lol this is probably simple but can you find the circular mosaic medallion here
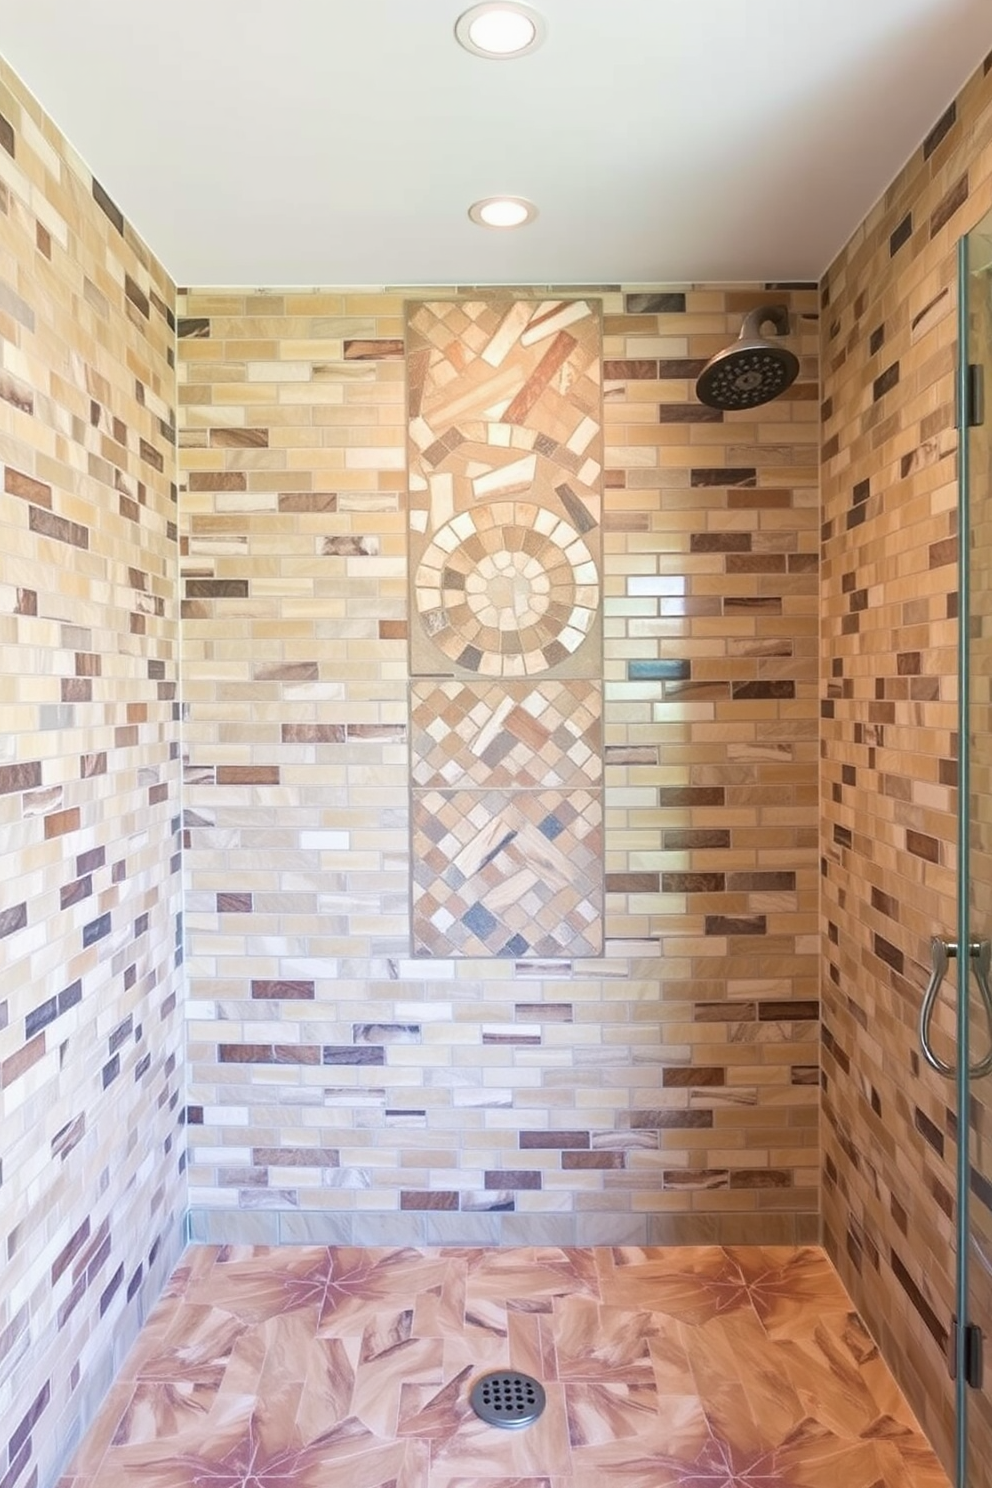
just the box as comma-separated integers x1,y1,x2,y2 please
415,503,599,676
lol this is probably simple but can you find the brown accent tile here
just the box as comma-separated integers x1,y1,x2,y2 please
344,339,404,359
4,468,51,508
662,873,726,893
562,1151,625,1170
399,1191,458,1210
215,766,280,784
44,809,80,839
631,1109,715,1129
603,359,659,379
758,1001,819,1021
250,980,315,999
218,1043,320,1064
188,472,247,491
210,428,269,447
217,894,252,913
280,724,346,743
29,506,88,548
929,172,969,237
663,1169,729,1189
663,1067,726,1088
705,915,767,936
185,580,249,597
0,762,42,795
519,1131,590,1149
1,1033,45,1087
906,829,940,863
730,1170,793,1188
484,1171,541,1189
605,873,659,893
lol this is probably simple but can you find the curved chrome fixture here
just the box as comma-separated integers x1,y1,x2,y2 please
695,305,800,410
919,935,992,1079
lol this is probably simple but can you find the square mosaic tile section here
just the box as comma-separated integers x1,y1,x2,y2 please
407,298,603,679
412,788,603,958
411,680,602,789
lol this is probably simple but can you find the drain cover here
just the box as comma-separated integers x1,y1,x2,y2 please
470,1370,546,1429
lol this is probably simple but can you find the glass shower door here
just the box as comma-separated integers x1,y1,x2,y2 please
959,211,992,1488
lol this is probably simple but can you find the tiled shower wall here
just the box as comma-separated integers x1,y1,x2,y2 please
820,52,992,1471
178,283,820,1247
0,57,183,1488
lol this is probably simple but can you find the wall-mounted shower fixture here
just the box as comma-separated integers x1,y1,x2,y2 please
695,304,800,410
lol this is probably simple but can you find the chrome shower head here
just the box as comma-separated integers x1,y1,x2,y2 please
695,304,800,410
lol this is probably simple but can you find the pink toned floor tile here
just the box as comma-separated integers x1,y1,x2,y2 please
397,1366,476,1445
430,1380,573,1478
564,1380,660,1448
352,1338,446,1438
434,1480,555,1488
507,1310,546,1379
61,1245,950,1488
597,1247,761,1325
553,1296,656,1385
110,1378,222,1446
412,1263,468,1340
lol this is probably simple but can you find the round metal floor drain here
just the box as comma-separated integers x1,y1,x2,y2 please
470,1370,546,1429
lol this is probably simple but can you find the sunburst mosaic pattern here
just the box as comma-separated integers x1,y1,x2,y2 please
412,789,602,959
410,682,602,790
407,298,602,681
406,299,604,959
414,504,598,677
63,1244,949,1488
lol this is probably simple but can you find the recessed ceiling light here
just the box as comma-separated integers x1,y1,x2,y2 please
469,196,538,229
455,3,546,59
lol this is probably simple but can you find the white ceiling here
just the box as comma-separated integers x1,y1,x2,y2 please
1,0,990,286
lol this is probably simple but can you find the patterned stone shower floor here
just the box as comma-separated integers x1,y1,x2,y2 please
60,1244,949,1488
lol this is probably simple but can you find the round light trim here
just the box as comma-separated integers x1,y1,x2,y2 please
455,3,546,59
469,196,538,229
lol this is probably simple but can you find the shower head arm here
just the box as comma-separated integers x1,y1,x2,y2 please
740,305,791,341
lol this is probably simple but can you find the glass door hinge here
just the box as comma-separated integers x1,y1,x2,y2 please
949,1316,985,1388
958,363,984,428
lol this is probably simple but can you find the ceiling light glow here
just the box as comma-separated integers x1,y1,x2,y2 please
469,197,538,229
455,4,546,59
469,10,535,53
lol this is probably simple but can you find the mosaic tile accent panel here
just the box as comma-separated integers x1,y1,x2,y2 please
820,51,992,1476
406,299,605,959
0,54,184,1488
411,680,602,789
407,298,602,679
412,788,603,958
179,282,819,1252
64,1244,948,1488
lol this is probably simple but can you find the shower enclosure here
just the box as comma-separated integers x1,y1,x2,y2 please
943,211,992,1488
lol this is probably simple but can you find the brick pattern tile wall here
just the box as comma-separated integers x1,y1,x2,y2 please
178,282,820,1249
0,59,184,1488
820,51,992,1472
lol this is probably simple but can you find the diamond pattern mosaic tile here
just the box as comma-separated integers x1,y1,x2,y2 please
411,680,602,789
412,788,603,958
407,298,603,680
